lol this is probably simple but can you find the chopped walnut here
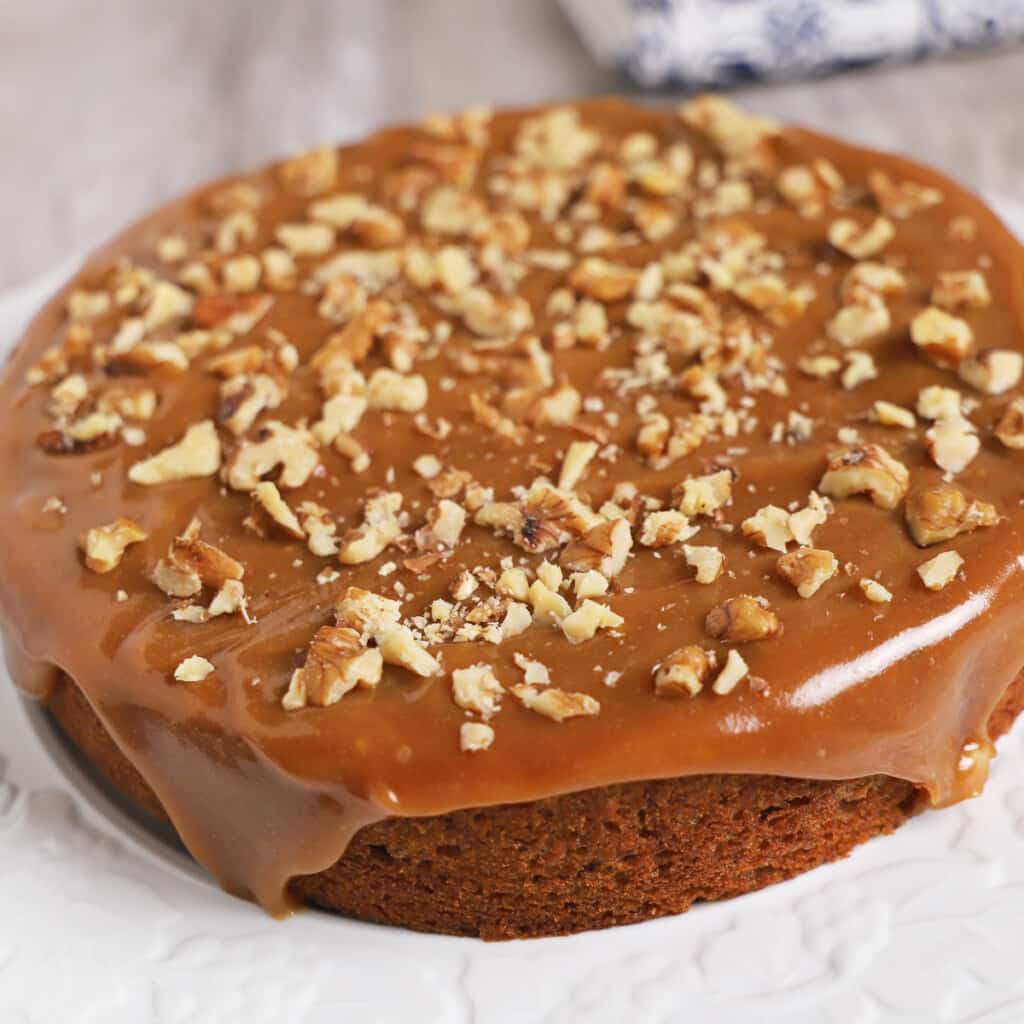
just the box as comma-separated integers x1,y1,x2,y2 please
917,550,964,591
867,170,942,219
451,663,504,717
957,349,1023,395
788,492,831,546
683,544,725,584
841,350,878,391
859,578,893,604
479,483,597,554
776,548,838,598
905,484,998,547
460,722,495,753
568,257,639,302
173,655,214,683
711,649,750,695
741,505,793,553
169,522,244,590
776,159,842,217
560,517,632,577
925,415,979,475
705,595,782,643
828,301,891,347
870,400,916,429
335,586,401,639
932,270,991,311
378,625,441,677
225,421,318,491
639,510,698,547
819,443,909,509
275,222,335,256
512,684,600,722
279,144,338,195
910,307,973,367
654,645,716,697
841,262,906,304
916,385,962,421
128,420,221,485
338,492,403,565
558,440,598,490
282,626,383,709
995,397,1024,449
828,217,895,259
560,599,623,643
80,518,148,573
367,368,428,412
678,469,733,517
248,482,305,539
527,579,572,625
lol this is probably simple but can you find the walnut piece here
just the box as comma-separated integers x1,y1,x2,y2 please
705,595,782,643
711,649,750,695
559,518,632,578
957,349,1023,395
654,645,716,697
859,578,893,604
173,655,214,683
225,421,319,491
451,664,504,717
128,420,222,485
917,550,964,591
828,217,895,259
925,415,979,475
741,505,793,553
512,684,600,722
905,485,998,547
338,492,402,564
819,443,909,510
80,518,148,573
683,544,725,583
775,548,838,598
560,599,624,643
460,722,495,753
249,481,305,539
995,397,1024,449
282,625,383,709
910,307,973,367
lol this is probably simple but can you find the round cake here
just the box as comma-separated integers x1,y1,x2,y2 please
3,96,1024,939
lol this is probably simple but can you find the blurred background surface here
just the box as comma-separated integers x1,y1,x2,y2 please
2,0,1024,289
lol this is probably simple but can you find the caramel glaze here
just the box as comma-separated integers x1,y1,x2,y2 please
3,98,1024,915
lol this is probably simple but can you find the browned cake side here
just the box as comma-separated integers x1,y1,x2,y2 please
48,671,1024,939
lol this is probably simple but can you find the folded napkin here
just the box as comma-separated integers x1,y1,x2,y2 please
561,0,1024,88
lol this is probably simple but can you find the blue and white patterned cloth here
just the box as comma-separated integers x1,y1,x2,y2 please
561,0,1024,88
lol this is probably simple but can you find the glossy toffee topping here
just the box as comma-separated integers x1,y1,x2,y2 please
2,96,1024,914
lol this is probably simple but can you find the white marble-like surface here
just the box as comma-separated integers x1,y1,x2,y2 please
2,0,1024,288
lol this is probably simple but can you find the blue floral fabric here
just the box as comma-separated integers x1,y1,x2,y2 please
561,0,1024,88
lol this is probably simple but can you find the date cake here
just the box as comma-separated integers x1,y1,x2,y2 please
3,96,1024,938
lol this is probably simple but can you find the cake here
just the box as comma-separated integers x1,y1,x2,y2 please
2,96,1024,940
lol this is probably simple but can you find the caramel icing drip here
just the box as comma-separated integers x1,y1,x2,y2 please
2,96,1024,914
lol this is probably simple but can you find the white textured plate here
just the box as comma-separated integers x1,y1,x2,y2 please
3,199,1024,1024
